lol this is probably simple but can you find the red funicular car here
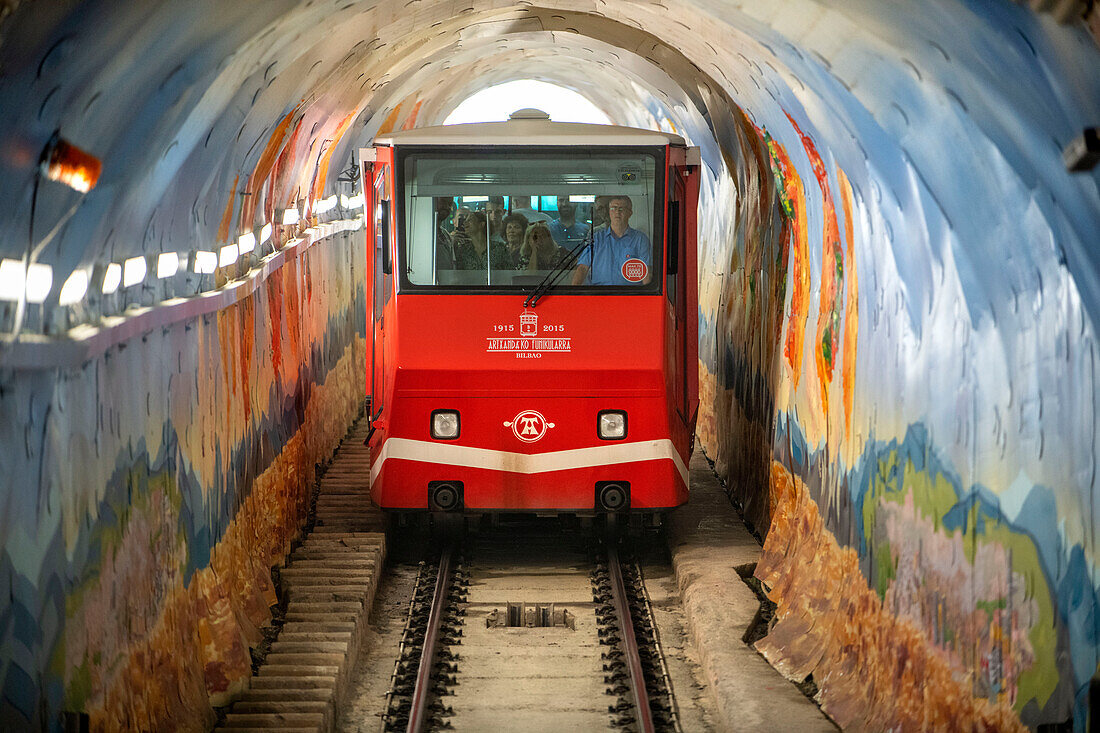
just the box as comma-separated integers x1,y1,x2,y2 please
360,109,699,526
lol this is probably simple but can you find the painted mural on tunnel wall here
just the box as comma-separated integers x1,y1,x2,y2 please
0,2,388,726
0,231,366,730
694,5,1100,730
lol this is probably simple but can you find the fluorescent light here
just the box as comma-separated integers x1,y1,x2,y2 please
25,263,52,303
102,263,122,294
237,231,256,254
59,270,89,305
0,259,26,301
122,256,147,287
282,208,300,225
340,194,349,208
570,195,595,203
348,192,364,208
463,195,488,203
259,223,272,245
194,251,217,273
157,252,179,278
315,195,338,214
219,244,238,267
0,259,50,302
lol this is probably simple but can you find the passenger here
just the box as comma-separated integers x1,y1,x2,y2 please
510,195,551,223
521,221,565,271
571,195,650,285
590,195,612,231
434,197,457,269
454,206,472,232
487,195,507,239
453,211,511,271
502,212,530,267
548,196,588,247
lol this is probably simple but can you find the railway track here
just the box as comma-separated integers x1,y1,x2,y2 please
379,529,681,732
209,416,711,733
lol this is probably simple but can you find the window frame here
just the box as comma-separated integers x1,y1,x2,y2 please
393,144,667,295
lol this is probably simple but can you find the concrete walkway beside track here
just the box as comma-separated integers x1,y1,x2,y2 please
668,453,837,732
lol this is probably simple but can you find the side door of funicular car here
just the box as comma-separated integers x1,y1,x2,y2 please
360,146,395,424
666,149,700,446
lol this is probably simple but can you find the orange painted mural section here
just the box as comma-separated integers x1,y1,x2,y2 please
243,108,301,227
217,174,240,245
838,169,859,439
375,104,403,137
786,113,843,420
401,99,424,130
270,116,305,219
755,462,1025,732
771,135,809,387
310,112,357,204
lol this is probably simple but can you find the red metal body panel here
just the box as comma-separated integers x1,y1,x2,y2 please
364,137,700,514
368,294,689,510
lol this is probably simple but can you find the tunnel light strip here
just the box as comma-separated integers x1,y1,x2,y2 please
315,195,338,215
194,251,217,274
0,259,27,301
237,231,256,255
282,208,300,225
58,270,89,306
0,216,363,368
0,260,54,303
25,264,53,303
157,253,179,279
219,244,238,267
259,223,272,245
122,256,147,287
101,263,122,294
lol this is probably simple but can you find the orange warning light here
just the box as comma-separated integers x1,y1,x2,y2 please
41,135,101,193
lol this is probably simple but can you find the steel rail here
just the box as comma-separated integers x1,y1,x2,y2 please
607,545,655,733
406,544,454,733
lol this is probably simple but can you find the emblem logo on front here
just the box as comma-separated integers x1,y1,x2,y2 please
519,309,538,337
503,410,556,443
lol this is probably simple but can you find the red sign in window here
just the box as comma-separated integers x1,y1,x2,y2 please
621,258,648,282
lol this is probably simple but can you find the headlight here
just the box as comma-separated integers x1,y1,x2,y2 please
431,410,460,439
598,410,627,440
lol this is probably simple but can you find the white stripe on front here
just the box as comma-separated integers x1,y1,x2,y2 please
370,438,689,486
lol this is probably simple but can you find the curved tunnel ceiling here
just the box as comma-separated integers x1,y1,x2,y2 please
1,2,1094,312
1,1,1100,728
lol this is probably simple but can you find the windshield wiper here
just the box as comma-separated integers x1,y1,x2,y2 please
523,227,593,308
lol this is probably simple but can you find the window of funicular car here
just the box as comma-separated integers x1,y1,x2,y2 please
396,146,663,293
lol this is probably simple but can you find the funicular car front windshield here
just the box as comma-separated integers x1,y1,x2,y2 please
399,147,661,293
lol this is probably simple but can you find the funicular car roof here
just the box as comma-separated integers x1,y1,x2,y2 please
373,117,686,148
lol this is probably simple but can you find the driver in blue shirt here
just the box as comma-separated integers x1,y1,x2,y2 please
571,195,651,286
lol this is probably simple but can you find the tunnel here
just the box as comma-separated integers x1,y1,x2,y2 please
1,1,1099,730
